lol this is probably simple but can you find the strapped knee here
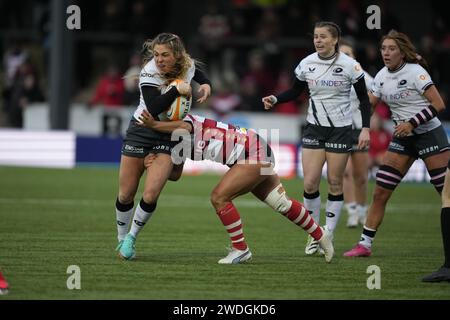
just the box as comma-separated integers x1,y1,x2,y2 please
376,165,404,190
428,167,447,193
264,184,292,213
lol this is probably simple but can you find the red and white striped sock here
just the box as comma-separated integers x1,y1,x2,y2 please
284,199,323,240
216,202,247,250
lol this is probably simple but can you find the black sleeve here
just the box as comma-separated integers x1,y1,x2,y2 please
193,68,212,87
141,85,179,118
275,78,306,104
353,76,371,128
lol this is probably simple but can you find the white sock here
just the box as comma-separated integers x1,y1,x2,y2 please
359,226,377,248
345,202,357,213
116,208,133,241
129,201,155,238
303,192,321,225
115,200,134,242
357,204,368,218
325,194,344,232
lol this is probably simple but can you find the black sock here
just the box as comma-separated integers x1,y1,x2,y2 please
442,208,450,268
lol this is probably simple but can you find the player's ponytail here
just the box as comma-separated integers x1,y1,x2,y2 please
141,39,153,67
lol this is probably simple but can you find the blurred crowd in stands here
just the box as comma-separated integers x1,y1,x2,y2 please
1,0,449,140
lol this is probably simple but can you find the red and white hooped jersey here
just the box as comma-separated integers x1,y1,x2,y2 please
182,114,274,165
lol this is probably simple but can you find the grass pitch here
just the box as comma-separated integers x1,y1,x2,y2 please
0,166,448,300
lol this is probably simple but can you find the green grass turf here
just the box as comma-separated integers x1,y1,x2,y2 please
0,166,448,299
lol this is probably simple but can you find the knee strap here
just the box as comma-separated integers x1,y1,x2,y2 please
376,165,404,190
264,184,292,213
428,167,447,193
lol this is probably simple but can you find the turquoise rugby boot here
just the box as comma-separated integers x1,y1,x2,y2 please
118,234,136,260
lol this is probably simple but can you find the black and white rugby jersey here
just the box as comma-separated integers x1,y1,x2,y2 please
295,52,365,127
351,71,373,130
133,59,196,121
371,62,438,134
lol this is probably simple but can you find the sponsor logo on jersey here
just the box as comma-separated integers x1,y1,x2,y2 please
140,72,158,78
389,142,405,151
153,145,171,152
238,128,247,134
332,67,343,76
302,137,319,146
354,64,361,71
308,67,316,72
325,142,348,149
419,74,428,81
419,145,439,156
397,79,407,88
384,90,412,101
124,144,144,154
307,79,346,87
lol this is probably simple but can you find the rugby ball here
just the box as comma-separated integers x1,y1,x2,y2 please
160,79,192,121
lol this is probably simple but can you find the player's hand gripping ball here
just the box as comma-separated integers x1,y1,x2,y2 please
160,79,192,121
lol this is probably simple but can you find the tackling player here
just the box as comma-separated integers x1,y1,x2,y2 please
137,110,335,264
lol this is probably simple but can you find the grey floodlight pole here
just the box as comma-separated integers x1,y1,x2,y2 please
49,0,74,130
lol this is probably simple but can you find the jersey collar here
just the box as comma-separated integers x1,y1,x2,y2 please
318,51,338,61
388,62,406,73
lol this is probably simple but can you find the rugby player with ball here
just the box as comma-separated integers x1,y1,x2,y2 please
115,33,211,261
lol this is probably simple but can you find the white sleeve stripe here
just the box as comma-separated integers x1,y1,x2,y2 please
140,83,159,87
413,115,421,124
421,82,434,91
420,111,428,119
216,122,228,130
